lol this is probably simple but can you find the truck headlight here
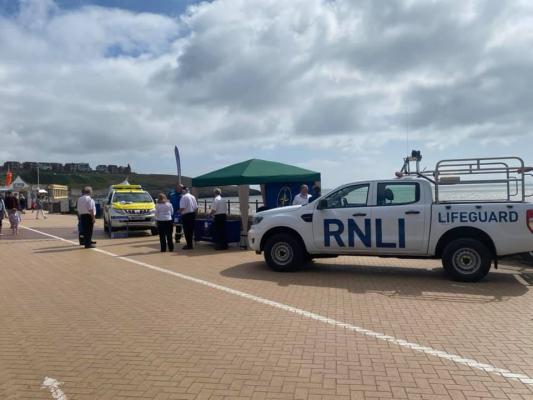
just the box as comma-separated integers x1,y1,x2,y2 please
252,216,263,225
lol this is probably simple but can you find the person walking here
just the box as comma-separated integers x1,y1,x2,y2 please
8,208,21,235
35,195,46,219
77,187,96,249
209,188,228,250
179,187,198,250
0,194,6,236
155,193,174,252
292,184,312,206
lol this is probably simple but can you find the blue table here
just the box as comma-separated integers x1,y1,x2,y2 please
194,219,241,243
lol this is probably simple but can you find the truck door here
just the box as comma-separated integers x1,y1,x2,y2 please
371,181,428,254
312,183,372,253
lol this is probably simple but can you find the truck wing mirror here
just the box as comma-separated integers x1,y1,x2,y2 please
317,199,328,210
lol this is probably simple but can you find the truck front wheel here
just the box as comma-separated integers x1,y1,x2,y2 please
264,233,305,272
442,238,492,282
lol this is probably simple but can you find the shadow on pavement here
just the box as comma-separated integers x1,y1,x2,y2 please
221,260,528,303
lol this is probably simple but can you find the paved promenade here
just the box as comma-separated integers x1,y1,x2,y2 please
1,214,532,399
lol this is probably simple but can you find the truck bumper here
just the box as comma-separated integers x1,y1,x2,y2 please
248,228,261,252
110,217,156,229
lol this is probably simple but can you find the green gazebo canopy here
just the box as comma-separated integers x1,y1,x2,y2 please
192,159,320,187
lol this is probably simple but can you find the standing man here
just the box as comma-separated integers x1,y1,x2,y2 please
292,184,312,206
309,184,321,203
77,186,96,249
4,191,16,210
179,187,198,250
210,188,228,250
19,194,27,213
168,184,183,243
0,194,6,236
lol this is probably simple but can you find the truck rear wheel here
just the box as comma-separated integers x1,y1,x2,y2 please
264,233,305,272
442,238,492,282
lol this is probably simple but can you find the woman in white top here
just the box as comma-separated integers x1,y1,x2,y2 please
155,193,174,252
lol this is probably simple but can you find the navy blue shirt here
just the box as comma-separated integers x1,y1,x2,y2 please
168,190,182,221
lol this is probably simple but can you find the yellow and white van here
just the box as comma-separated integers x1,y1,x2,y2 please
103,183,157,235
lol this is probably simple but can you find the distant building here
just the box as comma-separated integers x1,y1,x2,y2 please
118,164,132,174
77,163,91,172
64,163,91,172
96,165,108,173
22,162,38,170
3,161,21,170
107,164,119,174
51,163,63,172
38,162,53,171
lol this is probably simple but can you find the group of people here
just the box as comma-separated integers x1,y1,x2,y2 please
0,191,47,236
155,184,228,253
76,184,229,253
292,184,321,206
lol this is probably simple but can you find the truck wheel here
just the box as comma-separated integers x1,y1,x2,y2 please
103,218,109,233
442,239,492,282
521,251,533,265
264,233,305,272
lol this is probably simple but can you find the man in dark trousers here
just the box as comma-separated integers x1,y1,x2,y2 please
179,187,198,250
77,186,96,248
168,184,183,243
4,191,16,210
209,188,228,250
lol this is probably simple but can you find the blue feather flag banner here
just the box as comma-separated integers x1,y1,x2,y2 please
174,145,182,184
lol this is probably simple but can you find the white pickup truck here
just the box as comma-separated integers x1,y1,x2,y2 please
248,154,533,282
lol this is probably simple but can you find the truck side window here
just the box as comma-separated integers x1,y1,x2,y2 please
324,184,369,209
377,183,419,206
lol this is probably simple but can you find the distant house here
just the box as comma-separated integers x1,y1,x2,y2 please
64,162,91,172
77,163,91,172
63,163,76,172
51,163,63,172
22,162,38,170
38,162,53,171
118,164,132,174
3,161,21,171
107,164,119,174
96,165,108,173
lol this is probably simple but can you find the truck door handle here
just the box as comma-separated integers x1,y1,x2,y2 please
405,210,420,215
352,213,367,217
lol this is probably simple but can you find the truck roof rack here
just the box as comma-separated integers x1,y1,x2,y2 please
398,150,533,203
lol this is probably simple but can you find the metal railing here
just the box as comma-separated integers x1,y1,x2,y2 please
399,152,533,203
198,199,264,215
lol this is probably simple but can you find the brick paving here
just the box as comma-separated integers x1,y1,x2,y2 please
1,214,532,399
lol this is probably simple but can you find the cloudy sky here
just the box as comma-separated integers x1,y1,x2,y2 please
0,0,532,187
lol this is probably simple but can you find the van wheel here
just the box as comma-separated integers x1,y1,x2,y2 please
264,233,305,272
442,238,492,282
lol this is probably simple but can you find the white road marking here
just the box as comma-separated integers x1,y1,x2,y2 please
41,377,67,400
23,225,533,387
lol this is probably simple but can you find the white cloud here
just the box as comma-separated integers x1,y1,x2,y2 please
0,0,532,186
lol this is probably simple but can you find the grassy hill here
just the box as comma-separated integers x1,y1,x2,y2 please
17,170,259,198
